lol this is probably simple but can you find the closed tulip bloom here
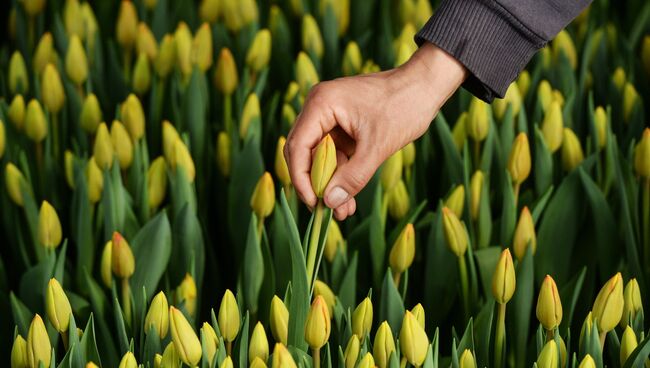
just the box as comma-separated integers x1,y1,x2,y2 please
86,157,104,203
111,232,135,278
174,22,193,77
162,121,180,161
118,352,137,368
561,128,584,171
508,133,531,185
634,128,650,178
111,121,134,170
221,356,234,368
65,35,88,85
11,335,28,368
171,139,196,182
80,93,102,134
176,273,197,317
132,52,152,94
218,289,241,342
620,326,638,366
452,112,468,151
395,41,417,67
251,357,267,368
578,355,596,368
33,33,55,75
411,304,425,328
147,157,167,209
240,93,261,140
121,94,145,140
311,134,337,198
116,0,138,50
272,343,297,368
324,220,344,262
215,48,238,95
342,41,362,76
39,201,62,249
493,83,522,120
459,349,476,368
517,70,531,97
302,14,324,58
42,63,66,113
400,311,429,366
513,207,536,261
593,106,607,149
612,67,626,91
388,180,410,220
442,207,468,257
155,34,176,78
357,352,375,368
313,281,336,317
621,278,643,328
592,272,624,333
536,340,557,368
380,150,403,191
552,30,577,69
282,103,297,127
22,0,46,16
136,23,158,61
469,171,483,221
541,100,564,153
191,23,213,71
275,137,291,187
537,80,553,112
199,0,219,22
99,241,113,287
64,151,75,189
445,184,465,218
9,95,25,130
246,29,272,72
536,275,563,330
212,132,230,179
373,321,396,368
9,51,28,95
305,296,331,349
296,52,320,96
321,0,350,35
202,322,219,365
161,342,180,368
344,335,360,368
46,278,72,333
169,307,202,366
492,249,516,304
389,224,416,274
270,296,289,344
352,297,373,340
467,97,489,142
27,315,51,368
94,123,114,169
145,291,169,339
25,99,47,142
249,322,270,363
6,163,28,206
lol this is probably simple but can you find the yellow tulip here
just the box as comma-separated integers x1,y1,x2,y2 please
387,180,410,220
176,273,197,317
136,22,158,61
111,232,135,279
357,352,375,368
444,184,465,218
33,33,55,74
592,272,624,333
26,315,51,368
121,94,145,141
304,296,331,349
65,35,88,85
9,51,28,95
517,70,531,98
342,41,362,76
145,291,169,339
399,311,429,366
302,14,324,58
100,241,113,288
552,30,577,69
513,207,536,261
191,23,213,71
621,278,643,328
459,349,476,368
80,93,103,134
46,278,72,333
111,121,134,170
296,52,319,96
536,275,563,331
94,123,114,169
561,128,584,171
118,352,137,368
155,34,176,78
6,163,28,206
491,249,516,304
593,106,607,149
132,52,152,94
170,139,196,182
86,157,104,203
344,335,360,368
311,134,337,198
270,296,289,345
25,99,47,143
467,97,489,142
352,297,373,341
249,322,270,363
11,335,28,368
147,157,168,209
275,137,291,187
634,128,650,178
380,150,403,192
174,22,193,78
218,289,241,343
240,93,261,140
508,133,531,185
199,0,219,23
38,201,62,249
442,207,468,257
469,171,484,221
246,29,272,72
578,355,596,368
9,94,25,130
202,322,219,365
116,0,138,50
272,343,297,368
536,340,558,368
388,224,416,274
541,100,564,153
169,307,202,367
215,48,238,95
373,321,396,368
324,220,344,262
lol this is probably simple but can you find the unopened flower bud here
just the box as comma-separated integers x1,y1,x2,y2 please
100,241,113,287
623,82,639,123
593,106,607,149
65,35,88,85
592,272,624,333
302,15,324,58
517,70,531,98
342,41,362,76
215,48,238,95
174,22,193,78
246,29,272,72
305,296,331,350
39,201,62,249
272,343,297,368
80,93,103,134
459,349,476,368
202,322,218,365
358,352,375,368
155,35,176,78
352,297,373,341
381,150,403,192
467,97,489,142
250,171,276,220
492,249,516,304
311,134,337,198
621,278,643,328
121,94,145,141
444,184,465,218
9,51,28,95
344,335,360,368
469,171,484,221
561,128,584,171
191,23,213,71
46,278,72,333
240,93,261,140
33,33,55,74
169,306,202,366
27,314,51,368
578,355,596,368
111,121,134,170
136,22,158,61
536,275,563,330
296,52,319,96
552,30,577,69
373,321,396,368
324,220,344,262
620,326,638,367
94,123,114,169
493,83,522,120
388,180,410,220
11,335,28,368
452,112,467,151
541,100,564,153
9,95,25,130
176,273,197,317
41,64,66,113
218,289,241,343
442,207,468,258
270,296,289,345
116,0,138,50
145,291,169,339
275,137,290,187
147,157,167,209
170,139,196,182
111,232,135,278
86,157,104,203
536,340,557,368
508,133,531,185
389,224,415,274
400,311,429,366
513,207,536,261
132,52,152,94
199,0,220,22
25,99,47,143
249,322,270,363
634,128,650,178
313,280,336,316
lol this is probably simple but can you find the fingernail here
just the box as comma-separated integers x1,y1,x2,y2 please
326,186,349,208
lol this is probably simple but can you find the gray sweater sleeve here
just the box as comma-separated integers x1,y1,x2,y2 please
415,0,591,102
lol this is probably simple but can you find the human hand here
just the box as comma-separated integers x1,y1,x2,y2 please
284,43,467,220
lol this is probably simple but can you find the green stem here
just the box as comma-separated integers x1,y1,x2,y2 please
474,140,481,168
458,255,470,319
312,348,321,368
545,328,555,342
226,341,232,356
393,271,402,287
256,216,265,239
381,191,389,228
36,141,44,195
123,50,132,82
224,94,233,135
61,330,69,351
121,278,132,325
643,178,650,273
599,331,606,352
513,182,520,208
306,200,325,289
495,303,506,368
52,113,60,162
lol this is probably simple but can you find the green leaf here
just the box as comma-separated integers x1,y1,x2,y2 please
473,247,502,303
336,252,358,311
171,203,205,291
474,300,494,367
379,269,405,336
18,251,56,312
558,267,586,331
369,184,386,287
510,246,534,368
533,126,553,196
9,292,32,337
434,113,464,185
71,174,93,285
243,214,264,315
622,332,650,368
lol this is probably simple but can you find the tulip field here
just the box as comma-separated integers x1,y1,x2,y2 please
1,0,650,367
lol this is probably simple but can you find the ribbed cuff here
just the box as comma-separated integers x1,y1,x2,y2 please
416,0,546,102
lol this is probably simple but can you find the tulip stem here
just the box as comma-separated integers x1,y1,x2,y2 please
61,330,69,351
121,277,132,326
227,341,232,356
393,271,402,287
52,113,60,161
224,94,233,135
306,200,325,289
257,216,265,239
36,141,44,193
400,356,407,368
458,256,470,319
474,141,481,168
545,328,554,342
312,348,321,368
513,182,520,207
599,331,606,352
494,303,506,368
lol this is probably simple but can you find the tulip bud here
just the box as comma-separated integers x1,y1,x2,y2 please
162,121,180,162
508,133,531,185
324,220,344,262
176,273,197,317
537,80,553,112
442,207,468,257
492,249,516,304
39,201,62,249
202,322,218,365
132,52,152,94
240,93,261,140
94,123,114,169
561,128,584,172
25,99,47,143
111,121,134,170
11,335,28,368
352,297,373,341
444,184,465,218
251,357,267,368
215,48,238,95
592,272,624,333
33,34,55,75
536,275,563,331
493,83,522,120
63,0,84,38
402,143,416,168
191,23,213,71
593,106,607,149
344,335,360,368
118,352,137,368
388,180,410,220
9,51,28,95
282,103,297,127
9,95,25,130
619,326,638,367
174,22,193,78
270,296,289,344
147,157,167,209
199,0,219,22
621,278,643,328
552,30,577,69
389,224,415,274
137,23,158,61
86,157,104,203
64,151,75,189
46,278,72,333
169,307,202,366
469,171,483,221
100,241,113,287
459,349,476,368
296,52,320,96
381,150,403,192
634,128,650,178
452,112,468,151
111,232,135,279
517,70,531,98
321,0,350,35
272,343,297,368
170,139,196,182
6,163,27,206
121,94,145,141
81,5,98,51
275,137,291,187
145,291,169,339
302,15,324,59
22,0,46,16
285,82,300,103
250,172,276,220
536,340,557,368
313,281,335,316
0,121,4,159
512,207,536,261
578,355,596,368
249,322,270,363
623,82,639,123
467,97,489,142
218,289,241,343
358,352,375,368
41,63,66,113
311,134,337,198
400,311,429,366
541,100,564,153
161,342,180,368
116,0,138,50
610,67,626,92
373,321,396,368
246,29,272,72
80,93,103,134
65,35,88,85
305,296,331,350
155,34,176,78
407,304,425,329
342,41,362,76
27,315,51,368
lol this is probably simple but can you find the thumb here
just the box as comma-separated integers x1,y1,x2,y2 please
323,145,381,209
